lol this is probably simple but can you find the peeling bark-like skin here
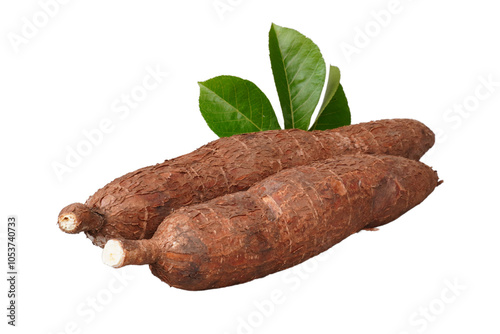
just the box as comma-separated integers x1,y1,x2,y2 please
112,155,440,291
59,119,435,247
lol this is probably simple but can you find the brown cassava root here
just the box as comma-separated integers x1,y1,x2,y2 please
102,154,440,291
59,119,435,247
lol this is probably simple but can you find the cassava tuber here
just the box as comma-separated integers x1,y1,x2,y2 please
58,119,435,247
102,154,440,291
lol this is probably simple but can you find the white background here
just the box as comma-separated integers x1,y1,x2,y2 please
1,0,499,333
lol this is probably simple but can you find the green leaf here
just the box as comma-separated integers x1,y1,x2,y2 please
309,69,351,130
318,65,341,114
198,75,281,137
269,23,326,130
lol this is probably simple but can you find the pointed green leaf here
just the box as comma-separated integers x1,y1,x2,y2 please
310,65,350,130
310,81,351,131
318,65,341,113
198,75,281,137
269,23,326,130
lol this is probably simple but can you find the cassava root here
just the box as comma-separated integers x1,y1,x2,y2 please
59,118,435,247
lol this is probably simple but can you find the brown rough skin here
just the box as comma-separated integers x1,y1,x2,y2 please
109,154,440,291
58,119,435,247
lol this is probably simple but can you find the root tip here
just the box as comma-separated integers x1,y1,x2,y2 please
58,202,104,234
58,213,80,233
102,240,125,268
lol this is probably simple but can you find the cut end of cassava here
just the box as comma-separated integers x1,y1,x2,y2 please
58,213,79,232
102,240,125,268
57,203,105,234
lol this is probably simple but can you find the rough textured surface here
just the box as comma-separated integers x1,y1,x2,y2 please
109,154,440,291
59,118,435,247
